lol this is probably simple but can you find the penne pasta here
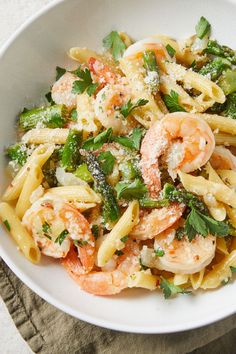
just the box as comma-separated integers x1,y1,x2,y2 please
173,274,189,286
22,128,69,144
2,144,54,201
97,201,139,267
46,185,101,203
128,270,158,290
16,164,43,219
0,202,40,264
215,133,236,147
201,114,236,135
190,269,205,290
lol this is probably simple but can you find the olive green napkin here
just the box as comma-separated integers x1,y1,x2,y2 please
1,260,236,354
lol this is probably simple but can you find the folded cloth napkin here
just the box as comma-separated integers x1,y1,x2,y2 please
1,260,236,354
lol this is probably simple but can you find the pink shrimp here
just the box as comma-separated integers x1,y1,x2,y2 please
130,203,185,240
210,146,236,171
140,112,215,197
88,57,117,87
51,72,78,109
23,195,95,273
61,240,140,295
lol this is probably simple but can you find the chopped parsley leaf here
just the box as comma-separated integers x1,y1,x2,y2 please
230,266,236,273
56,66,66,81
166,44,176,58
55,229,69,245
74,240,88,247
115,179,148,200
113,128,144,150
163,90,186,113
102,31,126,60
120,235,129,243
115,250,124,256
91,225,99,240
195,16,211,39
160,276,191,299
3,220,11,232
82,128,113,151
139,258,149,270
70,108,78,122
72,67,98,96
42,222,51,235
120,98,149,118
98,151,116,175
154,248,165,257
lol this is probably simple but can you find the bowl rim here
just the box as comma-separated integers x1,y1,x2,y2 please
0,0,235,334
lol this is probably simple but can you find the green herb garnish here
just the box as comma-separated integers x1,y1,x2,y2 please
166,44,176,58
70,108,78,122
115,179,147,200
154,248,165,257
115,250,124,256
55,229,69,245
102,31,126,60
120,99,149,118
230,266,236,273
120,235,129,243
56,66,66,81
160,276,191,299
195,16,211,39
82,128,113,151
113,128,144,150
72,67,98,96
74,240,88,247
91,225,99,240
163,90,186,113
3,220,11,232
98,151,116,175
6,144,27,166
139,258,149,270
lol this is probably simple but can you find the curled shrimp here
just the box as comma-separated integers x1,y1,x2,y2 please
62,240,140,295
130,203,185,240
141,112,215,197
23,195,95,273
210,146,236,171
141,227,216,274
88,57,117,88
51,72,78,109
94,81,137,134
123,37,173,70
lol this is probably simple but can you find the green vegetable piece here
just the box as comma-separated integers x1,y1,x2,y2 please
55,229,69,245
6,144,27,166
199,57,231,81
143,50,160,92
61,129,83,172
185,208,229,241
175,227,186,240
120,98,149,118
223,92,236,119
120,235,129,243
75,163,93,182
115,250,124,256
98,151,116,175
218,70,236,95
102,31,126,61
72,67,98,96
56,66,66,81
91,224,99,240
205,40,236,63
230,266,236,273
166,44,176,58
115,179,147,200
119,161,138,181
113,128,144,150
163,183,207,213
3,220,11,232
45,91,55,105
195,16,211,39
82,151,120,222
82,128,113,151
160,276,191,299
42,222,51,234
163,90,186,113
74,240,88,247
70,108,78,122
139,258,149,270
139,198,169,208
154,248,165,257
19,104,67,130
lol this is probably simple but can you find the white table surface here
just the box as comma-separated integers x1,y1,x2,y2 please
0,2,52,352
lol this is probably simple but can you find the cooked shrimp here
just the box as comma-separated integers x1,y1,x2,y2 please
141,227,216,274
62,240,140,295
94,81,136,134
130,203,184,240
88,57,117,87
23,195,95,273
210,146,236,171
123,37,172,70
51,72,78,109
141,112,215,197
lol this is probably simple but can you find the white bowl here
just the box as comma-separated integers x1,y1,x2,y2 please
1,0,236,334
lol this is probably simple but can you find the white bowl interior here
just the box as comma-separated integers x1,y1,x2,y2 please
0,0,236,333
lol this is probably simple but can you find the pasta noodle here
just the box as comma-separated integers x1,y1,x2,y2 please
3,144,54,201
190,269,205,290
215,133,236,147
128,270,158,290
22,128,69,144
0,202,40,264
97,201,139,267
16,164,43,219
47,186,101,203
